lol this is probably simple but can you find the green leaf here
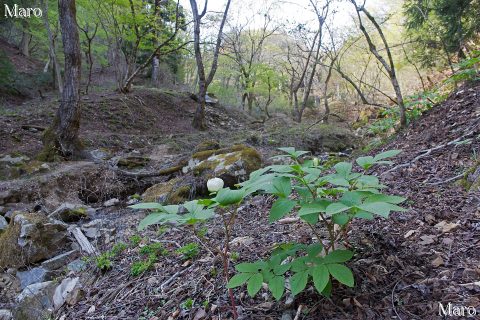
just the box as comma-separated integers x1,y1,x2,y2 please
270,198,297,222
311,265,329,294
358,202,407,218
290,257,308,272
273,263,291,275
326,202,351,216
340,191,363,206
129,203,163,210
332,213,350,225
290,270,309,296
213,188,246,206
322,175,351,187
323,250,354,264
227,273,252,288
268,276,285,301
162,205,181,214
364,194,407,204
356,156,374,170
138,213,173,231
272,176,292,198
298,200,330,215
278,147,309,158
306,243,323,258
334,162,353,177
355,210,374,219
327,264,354,287
235,262,266,273
373,150,401,161
247,273,263,297
278,147,295,155
321,279,332,297
356,175,383,188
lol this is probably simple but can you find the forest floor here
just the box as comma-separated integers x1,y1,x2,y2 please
48,82,478,320
0,39,479,319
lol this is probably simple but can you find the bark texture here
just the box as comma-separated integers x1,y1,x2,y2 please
39,0,83,161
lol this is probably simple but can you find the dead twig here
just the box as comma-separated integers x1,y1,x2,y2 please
294,304,304,320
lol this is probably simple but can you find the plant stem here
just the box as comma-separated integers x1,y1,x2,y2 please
219,206,239,319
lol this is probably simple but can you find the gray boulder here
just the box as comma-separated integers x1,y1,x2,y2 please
0,216,7,233
0,213,69,268
17,267,48,289
14,281,55,320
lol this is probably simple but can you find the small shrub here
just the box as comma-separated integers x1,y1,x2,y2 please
133,147,406,312
95,252,113,271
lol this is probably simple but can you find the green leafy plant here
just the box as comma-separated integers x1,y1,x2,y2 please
176,242,200,260
95,241,129,271
181,298,194,310
225,148,406,300
130,255,156,276
129,235,143,247
111,242,128,256
95,252,113,271
132,148,406,317
140,242,168,256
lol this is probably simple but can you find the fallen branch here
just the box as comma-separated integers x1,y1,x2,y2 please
425,172,465,186
69,227,98,255
160,264,196,292
294,304,304,320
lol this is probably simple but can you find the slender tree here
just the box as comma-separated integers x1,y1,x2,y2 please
40,0,83,161
190,0,232,130
40,0,64,93
351,0,407,127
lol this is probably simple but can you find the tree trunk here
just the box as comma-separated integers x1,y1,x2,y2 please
190,0,232,130
152,55,160,84
40,0,63,94
39,0,83,161
192,82,207,130
19,20,30,57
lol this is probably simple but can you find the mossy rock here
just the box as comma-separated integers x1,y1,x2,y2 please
0,213,68,268
459,160,480,192
305,125,358,152
194,140,221,153
142,178,180,203
190,145,262,188
192,144,252,161
141,178,192,204
48,204,89,223
117,156,150,169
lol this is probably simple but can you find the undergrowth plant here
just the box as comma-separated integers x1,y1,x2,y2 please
132,147,407,318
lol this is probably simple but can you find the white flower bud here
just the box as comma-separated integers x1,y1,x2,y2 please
312,157,320,167
207,177,224,193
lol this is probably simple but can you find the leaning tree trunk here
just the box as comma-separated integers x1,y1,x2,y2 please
39,0,83,161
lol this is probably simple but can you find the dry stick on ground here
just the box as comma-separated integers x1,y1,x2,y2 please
425,172,465,185
381,130,477,176
160,263,196,292
293,304,304,320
